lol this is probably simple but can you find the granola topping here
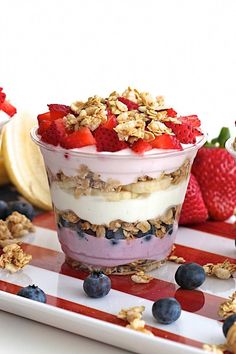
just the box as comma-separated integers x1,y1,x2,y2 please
0,243,32,273
203,260,236,280
218,291,236,319
0,212,36,248
117,305,153,336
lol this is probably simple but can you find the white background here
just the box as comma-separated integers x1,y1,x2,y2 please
1,0,236,139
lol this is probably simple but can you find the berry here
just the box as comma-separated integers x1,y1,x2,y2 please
152,297,181,324
131,139,152,154
83,272,111,298
38,120,52,135
105,228,125,240
117,97,139,110
223,314,236,337
136,224,155,238
102,111,117,130
165,121,201,144
0,100,17,117
175,263,205,290
17,285,46,303
179,174,208,225
47,104,71,115
150,134,182,150
94,127,127,152
166,108,177,117
8,201,35,221
61,127,96,149
192,147,236,221
58,215,71,228
41,118,66,146
179,115,201,128
37,112,51,123
0,88,6,104
0,200,9,220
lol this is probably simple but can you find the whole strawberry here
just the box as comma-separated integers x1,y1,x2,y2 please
179,174,208,225
192,128,236,221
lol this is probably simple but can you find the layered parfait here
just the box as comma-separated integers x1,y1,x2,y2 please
0,87,17,130
32,88,205,274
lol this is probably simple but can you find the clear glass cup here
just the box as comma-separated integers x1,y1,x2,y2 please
31,127,205,274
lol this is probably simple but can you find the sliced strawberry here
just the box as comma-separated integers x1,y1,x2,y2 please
179,115,201,128
166,108,177,117
0,88,6,104
37,110,66,123
38,120,52,135
94,127,128,152
37,112,51,123
0,100,17,117
48,104,71,115
41,118,66,146
118,97,139,110
102,111,117,130
150,134,183,150
131,139,152,154
61,127,96,149
165,121,201,144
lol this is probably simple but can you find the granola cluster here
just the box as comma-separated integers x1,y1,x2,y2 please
218,291,236,319
203,260,236,280
52,160,190,199
0,243,32,273
117,305,153,336
64,87,181,143
0,212,35,247
131,271,153,284
58,206,177,240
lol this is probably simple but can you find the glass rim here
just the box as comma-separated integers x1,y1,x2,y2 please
31,126,206,160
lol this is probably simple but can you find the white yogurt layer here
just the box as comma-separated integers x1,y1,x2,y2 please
51,180,188,224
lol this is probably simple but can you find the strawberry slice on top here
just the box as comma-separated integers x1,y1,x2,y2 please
131,139,152,154
151,134,183,150
41,118,67,146
0,87,17,117
165,121,201,144
61,127,96,149
94,127,128,152
117,97,139,110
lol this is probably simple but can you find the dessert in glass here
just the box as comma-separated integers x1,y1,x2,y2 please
0,87,17,131
31,88,205,274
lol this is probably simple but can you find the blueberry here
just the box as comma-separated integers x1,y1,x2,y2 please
223,314,236,337
106,228,125,240
152,297,181,324
83,272,111,298
76,225,85,239
136,224,155,238
58,215,71,228
175,263,205,290
17,285,46,303
165,223,174,235
144,234,152,241
0,200,9,220
8,201,35,221
111,239,119,246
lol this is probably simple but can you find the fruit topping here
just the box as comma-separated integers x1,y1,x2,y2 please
83,271,111,298
150,134,182,150
117,97,139,110
166,108,177,117
165,121,201,144
179,174,208,225
47,104,71,115
41,118,66,146
17,284,47,303
0,88,17,117
94,127,127,152
131,139,152,154
102,110,117,130
61,127,96,149
175,262,206,290
152,297,181,324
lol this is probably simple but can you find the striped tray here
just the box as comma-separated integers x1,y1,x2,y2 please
0,211,235,354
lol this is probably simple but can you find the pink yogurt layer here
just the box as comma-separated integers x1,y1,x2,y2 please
58,226,177,267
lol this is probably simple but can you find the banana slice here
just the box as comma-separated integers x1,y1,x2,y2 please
122,176,172,194
2,112,52,210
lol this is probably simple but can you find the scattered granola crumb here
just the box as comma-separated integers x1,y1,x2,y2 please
117,306,153,336
131,271,153,284
6,211,35,238
203,343,228,354
204,260,236,280
0,244,32,273
168,255,186,264
218,292,236,319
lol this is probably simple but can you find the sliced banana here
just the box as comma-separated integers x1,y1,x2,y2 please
2,112,52,210
122,176,172,194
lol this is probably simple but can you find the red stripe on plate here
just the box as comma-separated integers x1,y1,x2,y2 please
187,221,236,240
21,242,225,321
174,244,236,265
0,279,203,349
34,212,56,230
